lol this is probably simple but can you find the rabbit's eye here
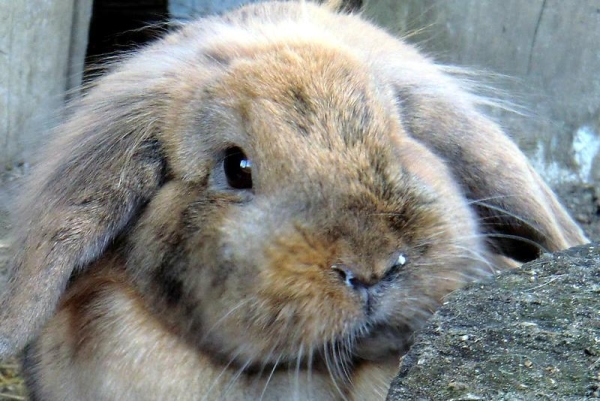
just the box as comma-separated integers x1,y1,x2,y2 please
224,147,253,189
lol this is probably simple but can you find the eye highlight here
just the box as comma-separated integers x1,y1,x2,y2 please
223,147,253,189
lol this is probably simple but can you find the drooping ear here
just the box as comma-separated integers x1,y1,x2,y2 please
0,64,168,358
393,79,588,263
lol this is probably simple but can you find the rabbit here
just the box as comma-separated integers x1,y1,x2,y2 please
0,1,588,400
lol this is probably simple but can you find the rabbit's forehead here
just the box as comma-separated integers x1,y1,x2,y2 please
213,42,401,166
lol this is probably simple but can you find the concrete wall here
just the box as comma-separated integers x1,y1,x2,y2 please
0,0,92,170
363,0,600,187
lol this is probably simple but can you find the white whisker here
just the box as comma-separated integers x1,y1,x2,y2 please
323,340,348,401
470,200,544,235
259,354,282,401
201,348,244,401
222,354,255,399
200,298,253,342
293,343,304,401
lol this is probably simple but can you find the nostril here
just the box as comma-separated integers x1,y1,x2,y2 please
347,276,361,288
332,264,353,287
331,264,366,289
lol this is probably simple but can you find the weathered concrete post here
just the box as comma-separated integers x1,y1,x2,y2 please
0,0,92,169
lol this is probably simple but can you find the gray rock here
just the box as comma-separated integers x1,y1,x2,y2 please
387,243,600,400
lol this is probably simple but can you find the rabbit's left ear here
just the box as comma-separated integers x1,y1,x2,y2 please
394,83,588,262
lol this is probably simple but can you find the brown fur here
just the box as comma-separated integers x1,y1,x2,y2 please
1,1,587,400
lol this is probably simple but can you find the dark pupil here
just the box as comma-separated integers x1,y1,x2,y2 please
224,147,252,189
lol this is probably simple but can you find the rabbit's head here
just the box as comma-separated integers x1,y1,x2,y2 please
122,42,486,367
0,0,587,375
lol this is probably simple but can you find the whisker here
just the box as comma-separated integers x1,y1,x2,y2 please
420,272,479,284
259,354,282,401
466,194,523,205
200,298,253,342
201,348,244,401
450,231,546,254
449,244,497,274
483,233,548,253
222,354,255,399
306,345,315,400
253,341,279,387
323,340,348,401
333,333,352,384
470,200,544,235
294,343,304,401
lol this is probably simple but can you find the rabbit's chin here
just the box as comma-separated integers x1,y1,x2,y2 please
204,328,408,375
352,324,414,362
193,293,415,371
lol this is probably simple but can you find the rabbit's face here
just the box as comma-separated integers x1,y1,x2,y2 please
126,42,484,368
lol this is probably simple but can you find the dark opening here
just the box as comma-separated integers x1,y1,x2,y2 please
85,0,169,79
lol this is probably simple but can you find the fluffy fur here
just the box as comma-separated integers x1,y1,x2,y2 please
0,1,587,400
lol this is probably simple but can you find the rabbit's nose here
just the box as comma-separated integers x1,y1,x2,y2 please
331,253,407,290
331,263,379,292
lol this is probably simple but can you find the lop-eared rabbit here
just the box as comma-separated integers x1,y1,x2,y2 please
0,1,587,400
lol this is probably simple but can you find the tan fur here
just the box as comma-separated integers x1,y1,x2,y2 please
1,1,587,400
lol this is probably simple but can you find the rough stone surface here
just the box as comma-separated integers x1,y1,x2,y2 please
387,243,600,400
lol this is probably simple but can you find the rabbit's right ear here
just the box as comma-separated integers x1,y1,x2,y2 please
0,64,168,358
393,80,588,262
